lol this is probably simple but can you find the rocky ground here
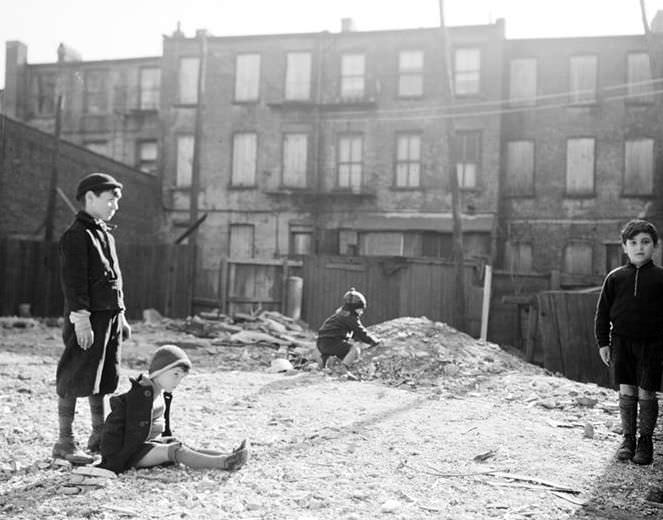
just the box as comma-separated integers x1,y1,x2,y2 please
1,314,662,520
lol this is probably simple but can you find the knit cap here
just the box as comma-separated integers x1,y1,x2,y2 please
148,345,192,379
76,172,123,200
342,287,367,310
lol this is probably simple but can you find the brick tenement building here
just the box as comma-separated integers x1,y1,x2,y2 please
161,21,505,287
3,41,162,175
499,29,663,284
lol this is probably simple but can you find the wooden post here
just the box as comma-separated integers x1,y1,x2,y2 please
217,256,228,315
438,0,466,331
280,256,290,315
480,264,492,340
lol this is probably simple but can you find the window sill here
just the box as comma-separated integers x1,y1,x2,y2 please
228,184,258,190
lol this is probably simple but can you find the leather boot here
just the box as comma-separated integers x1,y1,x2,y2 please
633,399,658,465
617,394,637,461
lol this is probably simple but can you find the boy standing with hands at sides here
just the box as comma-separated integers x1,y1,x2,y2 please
99,344,248,474
53,173,131,464
317,288,381,373
596,219,663,465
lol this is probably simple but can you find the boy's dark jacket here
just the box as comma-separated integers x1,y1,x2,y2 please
317,307,379,346
595,260,663,347
99,375,173,474
60,211,125,313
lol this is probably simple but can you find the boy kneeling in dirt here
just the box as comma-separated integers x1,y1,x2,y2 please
316,288,381,373
98,345,248,474
596,219,663,465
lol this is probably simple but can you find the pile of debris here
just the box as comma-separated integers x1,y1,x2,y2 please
354,317,530,390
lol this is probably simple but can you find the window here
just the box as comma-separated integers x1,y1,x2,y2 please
605,243,626,273
229,224,255,258
178,57,199,104
624,138,654,195
290,226,313,255
564,243,593,275
137,140,158,174
398,50,423,98
282,133,308,188
339,230,358,255
509,58,536,106
395,133,421,188
285,52,311,101
139,67,160,110
337,135,363,191
235,54,261,102
176,135,194,187
232,133,257,186
569,55,597,104
341,54,365,100
627,52,654,103
504,242,533,272
505,140,535,196
566,138,595,196
454,48,480,96
360,232,404,256
84,70,108,113
84,140,109,156
33,73,56,116
454,131,481,189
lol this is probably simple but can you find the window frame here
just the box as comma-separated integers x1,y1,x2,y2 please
508,58,537,106
136,139,159,175
565,137,596,197
340,53,366,101
505,139,535,197
568,54,598,105
139,66,161,110
394,132,422,189
453,47,481,97
234,53,261,103
177,56,199,105
397,49,424,99
336,133,364,192
175,134,194,188
284,51,312,101
231,132,258,188
623,137,655,196
83,69,109,114
454,130,482,191
228,223,256,258
626,52,654,104
563,241,594,275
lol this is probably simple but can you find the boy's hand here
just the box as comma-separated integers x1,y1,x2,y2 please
598,345,611,367
120,313,132,341
70,310,94,350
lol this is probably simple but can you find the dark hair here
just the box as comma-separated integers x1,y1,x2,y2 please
76,186,122,202
620,219,659,245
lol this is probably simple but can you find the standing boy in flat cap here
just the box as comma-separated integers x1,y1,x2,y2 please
52,172,131,464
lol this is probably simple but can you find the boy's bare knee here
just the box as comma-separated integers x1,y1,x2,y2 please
639,388,657,400
620,384,637,396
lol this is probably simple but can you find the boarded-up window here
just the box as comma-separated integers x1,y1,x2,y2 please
504,242,533,273
229,224,254,258
137,140,158,174
569,55,597,104
235,54,261,102
339,230,358,256
454,131,481,189
509,58,536,106
290,226,313,255
506,140,534,196
33,73,56,115
398,50,423,97
232,133,257,186
84,140,109,156
454,48,480,96
564,243,593,274
285,52,311,101
395,133,421,187
337,135,363,191
176,135,194,187
624,138,654,195
627,52,654,103
84,70,108,113
566,138,595,196
341,54,365,100
282,133,308,188
178,57,199,104
139,67,160,110
360,232,404,256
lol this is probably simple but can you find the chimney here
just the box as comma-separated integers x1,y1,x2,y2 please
341,18,356,32
57,43,82,63
652,11,663,33
4,41,27,118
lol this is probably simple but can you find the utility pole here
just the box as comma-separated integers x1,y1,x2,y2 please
44,95,63,242
438,0,466,331
639,0,663,230
188,30,208,315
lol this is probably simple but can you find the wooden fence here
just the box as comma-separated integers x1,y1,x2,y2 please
0,238,191,319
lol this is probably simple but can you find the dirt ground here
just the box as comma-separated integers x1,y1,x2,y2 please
1,316,663,520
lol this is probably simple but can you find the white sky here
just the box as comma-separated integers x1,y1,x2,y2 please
2,0,663,88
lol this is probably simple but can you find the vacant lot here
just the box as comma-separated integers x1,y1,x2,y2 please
1,317,662,519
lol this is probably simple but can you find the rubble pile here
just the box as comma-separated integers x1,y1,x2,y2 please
356,316,530,389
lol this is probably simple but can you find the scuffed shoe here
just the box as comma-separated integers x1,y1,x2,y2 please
616,434,636,461
87,429,103,453
52,439,94,465
633,435,653,465
223,439,249,471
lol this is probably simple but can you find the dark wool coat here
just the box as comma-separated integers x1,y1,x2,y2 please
55,211,125,398
317,307,379,348
99,375,173,474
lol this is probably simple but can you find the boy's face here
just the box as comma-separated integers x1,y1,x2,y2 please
85,189,121,221
154,366,188,393
622,232,656,267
